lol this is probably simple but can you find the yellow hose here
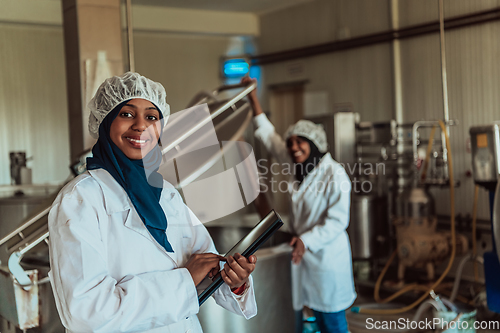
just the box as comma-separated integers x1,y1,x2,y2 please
472,185,479,282
373,250,424,304
373,250,397,303
355,120,456,315
373,126,438,305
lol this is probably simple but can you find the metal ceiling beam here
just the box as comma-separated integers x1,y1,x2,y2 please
252,7,500,65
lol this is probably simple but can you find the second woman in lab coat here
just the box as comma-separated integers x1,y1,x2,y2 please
243,77,356,333
48,72,257,333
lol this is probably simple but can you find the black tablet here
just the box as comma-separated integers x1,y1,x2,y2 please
198,210,283,305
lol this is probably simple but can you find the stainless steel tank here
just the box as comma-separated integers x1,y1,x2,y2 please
396,185,435,221
0,195,47,235
0,194,63,333
0,195,48,266
348,193,390,259
198,225,294,333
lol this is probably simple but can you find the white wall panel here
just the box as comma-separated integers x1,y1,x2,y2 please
259,45,394,123
133,32,230,113
0,24,70,186
399,0,500,28
258,0,391,54
258,0,393,123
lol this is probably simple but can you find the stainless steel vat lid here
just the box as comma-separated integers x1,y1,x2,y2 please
159,83,254,188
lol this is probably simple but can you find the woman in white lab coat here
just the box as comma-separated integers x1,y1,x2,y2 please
242,78,356,333
48,72,257,333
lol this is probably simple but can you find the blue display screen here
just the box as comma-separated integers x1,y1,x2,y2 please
223,59,250,78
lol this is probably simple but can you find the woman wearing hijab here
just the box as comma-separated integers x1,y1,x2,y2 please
48,72,257,333
242,78,356,333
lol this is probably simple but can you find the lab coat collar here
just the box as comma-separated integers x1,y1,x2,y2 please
87,169,131,214
87,169,177,214
88,169,154,244
88,169,179,260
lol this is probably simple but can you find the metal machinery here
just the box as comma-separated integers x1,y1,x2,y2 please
470,122,500,313
350,119,394,263
394,183,467,282
306,113,392,264
9,152,32,186
0,178,65,333
308,112,469,286
0,81,294,332
391,121,468,282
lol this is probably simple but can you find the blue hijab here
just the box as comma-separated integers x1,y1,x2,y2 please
86,100,173,253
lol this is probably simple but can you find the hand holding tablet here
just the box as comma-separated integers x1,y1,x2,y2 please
198,210,284,305
221,253,256,289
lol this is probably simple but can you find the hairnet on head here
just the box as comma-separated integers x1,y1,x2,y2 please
88,72,170,139
285,120,328,153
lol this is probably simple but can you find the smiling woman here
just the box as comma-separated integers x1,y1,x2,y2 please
286,135,311,164
243,77,356,333
47,72,258,333
109,99,162,160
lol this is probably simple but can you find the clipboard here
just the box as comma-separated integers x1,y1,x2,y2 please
198,209,284,306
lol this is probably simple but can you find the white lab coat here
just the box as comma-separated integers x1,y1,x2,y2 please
48,169,257,333
254,114,356,313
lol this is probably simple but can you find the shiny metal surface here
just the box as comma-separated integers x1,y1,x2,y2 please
334,112,357,166
161,81,255,157
21,257,64,333
394,184,436,220
0,195,48,263
0,195,58,332
494,180,500,260
125,0,135,72
399,186,435,220
412,120,458,183
0,268,39,330
438,0,450,125
9,152,28,185
221,210,282,257
159,98,253,189
198,226,294,333
357,121,395,144
348,194,390,259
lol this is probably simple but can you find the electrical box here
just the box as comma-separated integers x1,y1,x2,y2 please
470,123,500,189
470,122,500,313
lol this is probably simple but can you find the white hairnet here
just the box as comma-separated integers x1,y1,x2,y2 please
88,72,170,139
285,120,328,153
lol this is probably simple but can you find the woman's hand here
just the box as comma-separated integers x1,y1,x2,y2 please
185,253,227,286
290,237,306,264
240,77,262,116
221,253,257,289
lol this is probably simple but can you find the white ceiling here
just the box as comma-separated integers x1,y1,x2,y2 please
131,0,314,14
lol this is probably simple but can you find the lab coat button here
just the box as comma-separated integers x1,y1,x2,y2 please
186,330,192,333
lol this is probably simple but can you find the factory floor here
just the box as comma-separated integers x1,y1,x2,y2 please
344,294,499,333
